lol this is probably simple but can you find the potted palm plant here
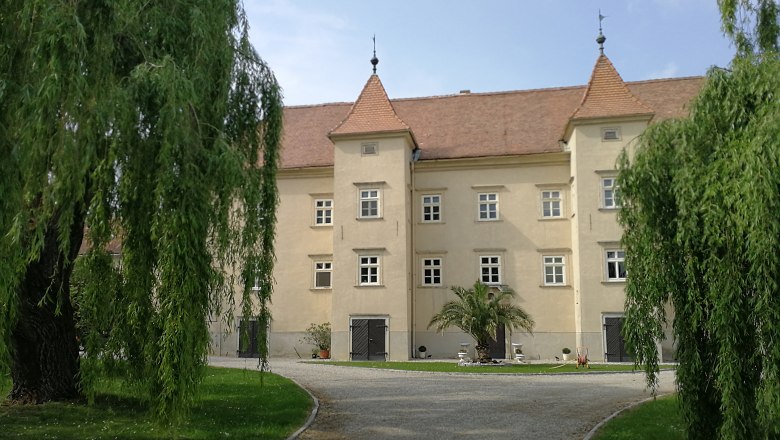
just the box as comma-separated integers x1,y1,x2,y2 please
301,322,331,359
428,281,535,363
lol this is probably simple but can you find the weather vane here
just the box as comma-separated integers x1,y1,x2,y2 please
371,34,379,74
597,10,607,54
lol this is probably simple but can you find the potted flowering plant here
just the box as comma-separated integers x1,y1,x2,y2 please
418,345,427,359
301,322,331,359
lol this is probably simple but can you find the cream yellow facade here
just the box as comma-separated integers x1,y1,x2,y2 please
209,51,699,362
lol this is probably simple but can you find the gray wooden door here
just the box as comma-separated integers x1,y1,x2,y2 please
488,325,506,359
604,317,631,362
351,319,387,361
238,319,259,358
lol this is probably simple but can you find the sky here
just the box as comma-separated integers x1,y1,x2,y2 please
245,0,736,106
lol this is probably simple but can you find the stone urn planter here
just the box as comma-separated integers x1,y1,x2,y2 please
319,349,330,359
562,347,574,361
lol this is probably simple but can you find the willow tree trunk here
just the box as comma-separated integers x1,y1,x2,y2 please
8,214,84,403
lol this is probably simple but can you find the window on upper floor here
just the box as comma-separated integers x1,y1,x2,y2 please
477,193,499,221
602,127,621,141
605,250,627,281
422,194,441,223
359,255,380,285
314,199,333,225
541,190,562,218
313,261,332,289
601,177,621,209
359,189,380,219
479,255,501,285
542,256,565,286
361,142,378,155
422,258,443,286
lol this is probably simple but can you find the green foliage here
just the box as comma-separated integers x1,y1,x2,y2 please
718,0,780,55
301,322,331,351
0,367,311,439
594,395,684,440
427,281,534,361
0,1,282,417
618,54,780,439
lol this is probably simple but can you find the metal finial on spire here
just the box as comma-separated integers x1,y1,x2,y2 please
597,10,607,54
370,34,379,74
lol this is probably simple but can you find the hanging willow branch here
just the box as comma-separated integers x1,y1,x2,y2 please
0,1,282,417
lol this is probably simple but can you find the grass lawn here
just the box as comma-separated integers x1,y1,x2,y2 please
321,361,675,374
593,394,684,440
0,366,311,439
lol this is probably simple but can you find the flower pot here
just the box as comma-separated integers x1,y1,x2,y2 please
319,349,330,359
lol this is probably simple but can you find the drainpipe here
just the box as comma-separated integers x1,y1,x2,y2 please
410,146,420,358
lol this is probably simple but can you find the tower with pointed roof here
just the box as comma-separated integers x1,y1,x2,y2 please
565,29,656,356
326,56,419,360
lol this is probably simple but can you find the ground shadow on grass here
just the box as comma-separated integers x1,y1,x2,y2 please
0,367,311,440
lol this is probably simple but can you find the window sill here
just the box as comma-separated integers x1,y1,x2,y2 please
418,285,445,289
310,224,334,229
356,217,384,221
601,280,626,285
355,284,385,288
539,284,571,289
598,207,621,212
538,217,567,222
310,288,332,292
418,221,445,225
476,219,502,223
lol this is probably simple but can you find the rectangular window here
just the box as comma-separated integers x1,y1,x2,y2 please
361,142,377,155
314,262,332,288
314,199,333,225
602,127,621,141
478,193,498,221
422,258,442,286
606,250,627,281
543,256,565,285
359,189,380,218
541,190,562,218
479,256,501,284
359,256,380,285
602,178,621,209
422,195,441,222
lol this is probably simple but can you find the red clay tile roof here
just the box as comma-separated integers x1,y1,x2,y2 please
329,74,410,137
570,55,654,120
280,75,704,169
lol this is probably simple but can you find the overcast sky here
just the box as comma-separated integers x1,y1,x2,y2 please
245,0,735,106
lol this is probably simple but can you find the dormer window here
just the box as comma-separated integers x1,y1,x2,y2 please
361,142,378,155
602,127,621,141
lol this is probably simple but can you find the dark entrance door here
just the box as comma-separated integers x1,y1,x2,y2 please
238,319,259,358
351,319,387,361
604,317,631,362
488,325,506,359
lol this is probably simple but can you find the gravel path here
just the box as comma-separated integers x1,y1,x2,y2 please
209,357,675,440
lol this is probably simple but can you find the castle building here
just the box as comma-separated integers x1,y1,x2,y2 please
209,40,703,362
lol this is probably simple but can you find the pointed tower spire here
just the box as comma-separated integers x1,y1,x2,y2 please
329,74,410,137
371,35,379,74
597,10,607,54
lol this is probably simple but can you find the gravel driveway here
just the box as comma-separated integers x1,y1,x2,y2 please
209,357,675,440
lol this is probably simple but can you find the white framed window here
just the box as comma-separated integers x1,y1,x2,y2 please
478,193,498,221
479,256,501,284
541,190,562,218
359,256,380,285
422,195,441,223
422,258,442,286
359,189,380,218
543,256,565,285
602,177,621,209
314,199,333,225
314,261,332,289
605,250,626,281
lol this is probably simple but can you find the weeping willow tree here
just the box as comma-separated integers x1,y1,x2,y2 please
618,2,779,438
0,1,282,417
